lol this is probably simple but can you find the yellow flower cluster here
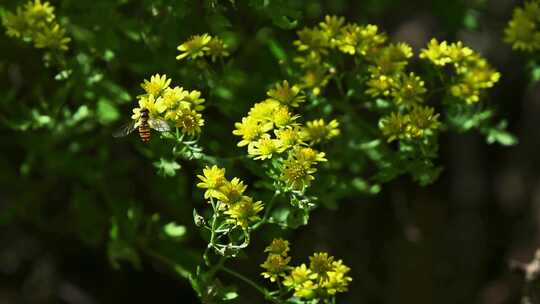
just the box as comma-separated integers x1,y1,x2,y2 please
260,238,352,299
420,39,501,104
504,0,540,52
2,0,70,51
379,106,441,142
291,15,388,95
176,33,230,61
197,165,263,229
233,80,337,190
132,74,205,136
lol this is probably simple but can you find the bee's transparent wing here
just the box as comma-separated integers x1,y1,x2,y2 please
112,121,137,138
149,118,171,132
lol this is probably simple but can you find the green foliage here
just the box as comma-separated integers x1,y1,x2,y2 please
0,0,522,303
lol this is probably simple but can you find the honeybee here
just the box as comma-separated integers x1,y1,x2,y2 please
113,108,171,142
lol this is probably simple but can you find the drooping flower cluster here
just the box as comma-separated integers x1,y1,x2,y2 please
197,165,263,229
260,238,352,300
232,80,338,191
132,74,205,136
504,0,540,52
176,33,230,61
2,0,70,51
420,39,501,104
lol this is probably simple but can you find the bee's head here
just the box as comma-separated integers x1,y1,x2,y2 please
140,108,150,118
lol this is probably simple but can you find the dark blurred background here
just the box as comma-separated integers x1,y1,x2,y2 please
1,0,539,303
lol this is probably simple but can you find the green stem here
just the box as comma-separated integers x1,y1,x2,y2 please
252,192,279,230
221,266,279,303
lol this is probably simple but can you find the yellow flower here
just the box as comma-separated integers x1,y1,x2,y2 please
141,74,171,96
366,75,395,97
293,147,327,164
24,0,55,25
283,264,317,288
419,38,452,66
175,107,204,136
233,117,273,147
2,9,29,38
336,24,386,56
293,280,318,299
321,260,352,295
182,89,206,111
391,72,427,107
33,23,70,51
294,27,329,54
247,100,279,122
260,254,291,282
197,165,227,199
379,112,409,142
271,105,299,128
407,105,440,138
309,252,335,280
302,119,340,144
216,178,247,205
225,196,264,229
274,127,303,150
266,81,306,107
264,238,290,257
280,157,316,191
504,0,540,52
247,135,285,160
206,36,230,61
161,86,188,111
319,15,345,45
367,43,413,76
176,33,212,60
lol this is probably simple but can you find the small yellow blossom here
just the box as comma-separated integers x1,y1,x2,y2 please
392,72,427,107
225,196,264,229
309,252,335,279
419,39,452,66
175,107,204,136
176,33,212,60
232,117,274,147
247,135,285,160
379,112,409,142
504,0,540,52
293,147,327,164
3,0,70,52
302,119,340,144
294,27,329,54
271,105,299,127
275,127,303,150
366,75,395,97
321,260,353,295
319,15,345,45
283,264,317,288
266,81,306,107
293,280,318,299
206,36,230,61
280,157,316,191
197,165,227,199
260,254,291,282
141,74,171,96
265,238,290,257
216,178,247,205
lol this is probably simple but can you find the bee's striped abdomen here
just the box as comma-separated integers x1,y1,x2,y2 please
138,123,151,143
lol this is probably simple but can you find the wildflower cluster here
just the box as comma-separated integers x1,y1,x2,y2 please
233,80,338,192
292,15,389,95
132,74,205,136
2,0,70,51
504,0,540,52
176,33,230,62
194,165,264,260
420,39,501,104
260,238,352,301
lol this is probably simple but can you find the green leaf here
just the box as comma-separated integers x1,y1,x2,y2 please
484,121,518,146
153,158,181,177
163,222,187,238
97,98,120,125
